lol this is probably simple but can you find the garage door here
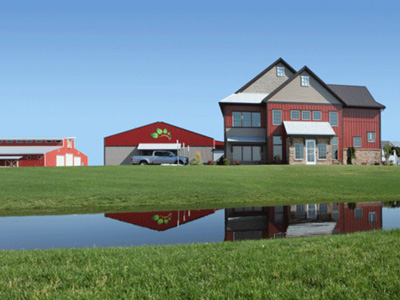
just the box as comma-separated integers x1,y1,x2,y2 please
56,155,65,167
74,156,81,166
66,154,73,167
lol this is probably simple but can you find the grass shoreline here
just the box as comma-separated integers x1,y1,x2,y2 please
1,229,400,298
0,165,399,216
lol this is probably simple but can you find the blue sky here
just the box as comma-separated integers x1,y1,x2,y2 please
1,1,399,165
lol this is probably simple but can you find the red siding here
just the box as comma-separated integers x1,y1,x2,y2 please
267,103,342,163
46,139,88,167
343,108,380,149
224,105,266,127
105,122,215,147
0,155,44,167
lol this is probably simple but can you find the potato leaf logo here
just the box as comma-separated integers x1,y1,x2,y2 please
150,128,171,140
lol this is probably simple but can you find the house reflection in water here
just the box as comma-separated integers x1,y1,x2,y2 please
105,209,217,231
225,202,382,241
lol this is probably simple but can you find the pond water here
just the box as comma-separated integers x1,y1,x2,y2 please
1,201,400,250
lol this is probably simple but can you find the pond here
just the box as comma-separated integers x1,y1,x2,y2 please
1,201,400,250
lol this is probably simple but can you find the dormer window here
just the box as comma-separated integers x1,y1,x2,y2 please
301,76,310,87
277,67,285,77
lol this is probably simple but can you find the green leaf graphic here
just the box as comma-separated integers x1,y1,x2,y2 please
152,215,159,221
164,220,168,224
168,217,172,221
163,129,167,134
150,133,159,138
157,219,163,225
156,128,162,134
167,132,171,136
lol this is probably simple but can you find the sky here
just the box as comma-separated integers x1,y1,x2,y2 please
1,1,399,165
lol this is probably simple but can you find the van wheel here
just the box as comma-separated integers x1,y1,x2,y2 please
140,161,148,165
178,160,184,165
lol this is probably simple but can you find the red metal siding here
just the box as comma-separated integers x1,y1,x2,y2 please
105,122,215,147
46,139,88,167
0,155,44,167
343,108,380,149
224,105,266,127
267,103,342,163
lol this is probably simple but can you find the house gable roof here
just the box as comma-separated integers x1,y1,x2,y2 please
327,84,385,109
262,66,346,105
235,58,297,94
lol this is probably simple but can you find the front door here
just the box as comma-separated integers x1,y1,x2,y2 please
306,140,316,165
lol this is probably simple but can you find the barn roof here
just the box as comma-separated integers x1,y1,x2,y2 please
0,137,75,140
0,146,62,155
327,84,385,109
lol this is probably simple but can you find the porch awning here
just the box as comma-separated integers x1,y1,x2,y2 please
283,121,335,136
137,143,181,150
227,136,266,143
0,156,23,160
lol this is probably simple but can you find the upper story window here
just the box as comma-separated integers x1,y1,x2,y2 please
6,140,12,143
367,132,375,143
16,140,22,143
46,140,52,143
276,67,285,77
0,140,2,143
36,140,42,143
313,111,321,120
329,111,338,127
301,76,310,87
26,140,32,143
302,111,311,120
291,110,300,120
354,137,362,148
272,110,282,125
232,112,261,127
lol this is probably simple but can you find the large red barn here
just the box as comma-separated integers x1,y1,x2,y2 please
0,137,88,167
104,121,222,165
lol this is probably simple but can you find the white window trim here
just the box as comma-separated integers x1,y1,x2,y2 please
291,110,300,120
294,144,304,160
276,67,285,77
302,111,311,120
301,76,310,87
367,132,375,143
329,111,338,127
313,111,322,121
354,137,362,148
272,110,282,125
317,144,327,160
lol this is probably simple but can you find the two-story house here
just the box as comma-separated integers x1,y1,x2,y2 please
219,58,385,165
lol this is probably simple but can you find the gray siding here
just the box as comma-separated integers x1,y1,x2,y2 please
242,63,294,94
226,127,265,138
268,71,342,105
104,146,213,165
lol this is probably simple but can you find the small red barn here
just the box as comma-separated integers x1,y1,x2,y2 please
0,137,88,167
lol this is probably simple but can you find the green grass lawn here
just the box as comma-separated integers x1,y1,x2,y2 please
1,230,399,299
0,165,399,215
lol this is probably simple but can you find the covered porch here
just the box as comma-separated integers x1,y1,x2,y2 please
0,156,23,167
283,121,336,165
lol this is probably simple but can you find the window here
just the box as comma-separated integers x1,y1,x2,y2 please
313,111,321,120
36,140,42,143
251,112,261,127
232,112,242,127
232,146,262,162
273,136,282,161
16,140,22,143
307,204,317,219
26,140,33,143
38,156,42,159
301,76,310,87
332,137,338,160
0,140,2,143
368,212,376,223
46,140,52,143
354,208,363,218
294,144,304,160
275,206,284,223
329,111,338,127
272,110,282,125
55,140,62,143
274,232,285,239
367,132,375,143
318,144,327,160
319,203,328,215
27,156,31,160
291,110,300,120
6,140,12,143
276,67,285,77
354,137,362,148
296,205,305,216
232,112,261,127
302,111,311,120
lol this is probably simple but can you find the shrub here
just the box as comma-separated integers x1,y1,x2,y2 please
190,151,203,165
275,155,281,164
232,160,240,165
375,162,380,165
207,160,216,165
347,147,356,164
222,158,229,165
333,161,341,165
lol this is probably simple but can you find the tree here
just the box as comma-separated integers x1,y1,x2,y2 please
383,145,392,165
